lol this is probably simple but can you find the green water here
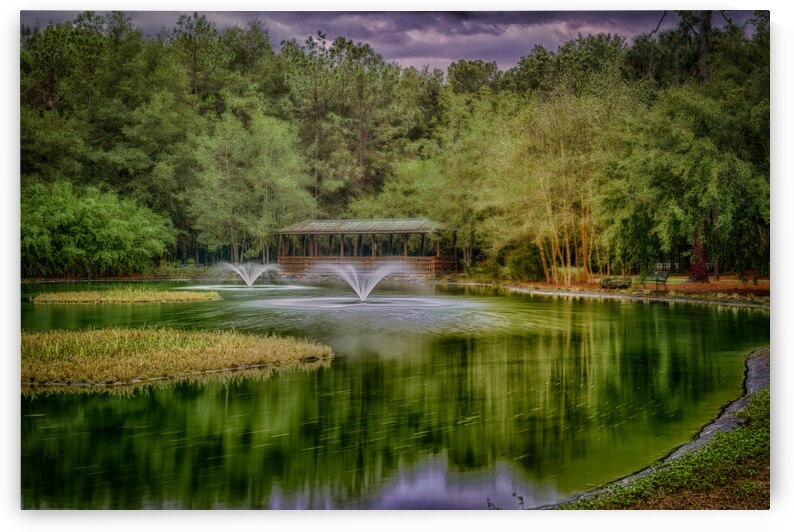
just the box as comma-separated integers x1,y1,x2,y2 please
20,281,769,509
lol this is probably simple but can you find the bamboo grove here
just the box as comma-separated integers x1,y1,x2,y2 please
20,11,769,282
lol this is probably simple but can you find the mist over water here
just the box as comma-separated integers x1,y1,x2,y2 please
21,281,769,509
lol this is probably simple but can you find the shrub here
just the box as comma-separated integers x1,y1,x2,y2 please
600,277,632,289
504,245,546,282
21,181,176,278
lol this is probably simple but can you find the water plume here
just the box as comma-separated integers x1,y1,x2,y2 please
221,262,280,287
312,261,414,302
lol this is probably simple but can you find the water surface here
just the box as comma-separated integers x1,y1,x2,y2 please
21,281,769,509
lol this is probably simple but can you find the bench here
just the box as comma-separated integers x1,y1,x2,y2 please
641,270,669,291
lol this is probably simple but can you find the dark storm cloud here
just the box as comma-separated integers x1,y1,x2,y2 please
20,10,755,71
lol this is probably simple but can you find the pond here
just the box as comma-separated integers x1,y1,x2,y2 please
20,280,769,509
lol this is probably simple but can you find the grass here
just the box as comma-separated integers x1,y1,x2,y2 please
21,327,333,387
559,387,770,510
31,288,222,304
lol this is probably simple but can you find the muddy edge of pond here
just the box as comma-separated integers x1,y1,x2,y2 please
533,347,771,510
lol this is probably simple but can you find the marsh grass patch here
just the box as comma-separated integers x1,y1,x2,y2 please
31,288,222,304
21,327,333,389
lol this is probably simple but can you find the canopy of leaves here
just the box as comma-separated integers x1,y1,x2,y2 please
19,10,769,278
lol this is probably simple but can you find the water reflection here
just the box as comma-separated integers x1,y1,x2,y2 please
21,281,769,509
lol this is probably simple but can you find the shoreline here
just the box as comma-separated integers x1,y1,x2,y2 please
535,347,771,509
22,276,770,309
443,281,770,309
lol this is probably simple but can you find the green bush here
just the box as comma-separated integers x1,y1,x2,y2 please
601,277,632,289
21,181,176,278
504,245,546,282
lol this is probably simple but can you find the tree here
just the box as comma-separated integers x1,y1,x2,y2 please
597,84,768,279
20,21,75,111
71,11,106,123
172,12,230,112
447,59,502,94
395,66,445,140
189,111,315,263
281,33,357,215
482,89,626,284
330,36,401,196
21,108,86,185
502,45,555,94
18,11,769,278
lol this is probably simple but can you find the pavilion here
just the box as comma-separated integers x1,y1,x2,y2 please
276,218,457,275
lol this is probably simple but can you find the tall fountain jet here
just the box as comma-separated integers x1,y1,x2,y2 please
314,261,412,302
222,263,280,287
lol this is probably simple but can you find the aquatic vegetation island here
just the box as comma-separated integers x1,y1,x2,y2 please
22,327,332,386
31,288,222,304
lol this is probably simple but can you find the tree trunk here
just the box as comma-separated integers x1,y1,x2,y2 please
536,237,551,283
230,238,238,264
580,194,589,281
689,225,709,282
562,194,572,287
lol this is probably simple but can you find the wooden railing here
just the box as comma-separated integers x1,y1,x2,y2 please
277,256,457,276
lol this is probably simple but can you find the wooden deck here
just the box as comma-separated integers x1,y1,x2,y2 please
277,256,457,276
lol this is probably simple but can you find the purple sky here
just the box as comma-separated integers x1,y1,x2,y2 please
19,10,755,71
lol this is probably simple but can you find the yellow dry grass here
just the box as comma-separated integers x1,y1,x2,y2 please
31,289,221,304
21,327,333,386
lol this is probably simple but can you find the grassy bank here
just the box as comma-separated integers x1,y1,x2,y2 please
22,327,333,386
559,387,770,510
31,288,221,304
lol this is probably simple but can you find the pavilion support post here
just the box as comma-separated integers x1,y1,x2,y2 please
420,234,425,256
279,235,284,257
389,234,393,256
328,235,333,256
309,235,315,257
354,235,359,257
403,236,408,257
371,234,376,257
436,240,440,257
340,234,345,257
301,235,306,256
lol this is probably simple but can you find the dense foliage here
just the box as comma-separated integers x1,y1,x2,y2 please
21,181,174,277
20,11,769,280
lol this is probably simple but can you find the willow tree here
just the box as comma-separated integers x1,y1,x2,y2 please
597,84,766,278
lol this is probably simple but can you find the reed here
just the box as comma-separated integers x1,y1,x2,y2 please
31,288,221,304
21,327,332,387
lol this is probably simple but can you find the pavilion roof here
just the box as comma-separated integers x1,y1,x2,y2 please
277,218,445,235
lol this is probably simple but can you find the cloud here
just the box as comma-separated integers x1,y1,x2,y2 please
20,10,756,71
